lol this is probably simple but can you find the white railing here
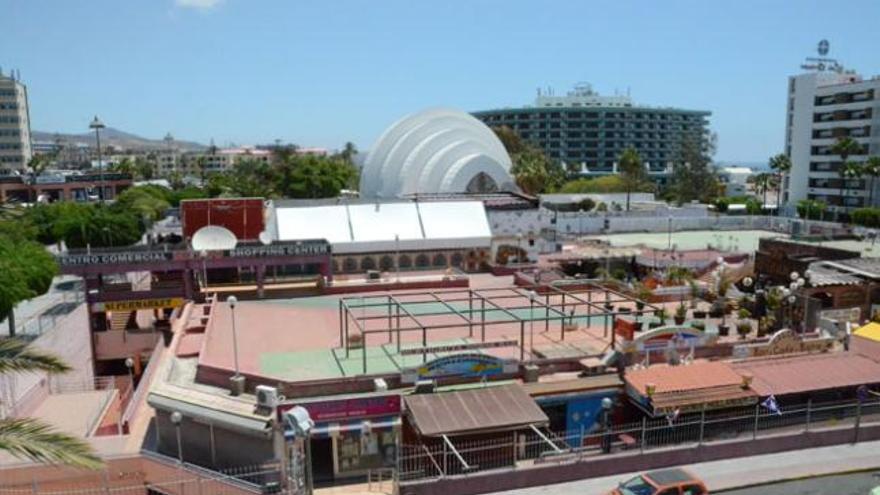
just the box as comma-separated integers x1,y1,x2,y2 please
121,337,165,429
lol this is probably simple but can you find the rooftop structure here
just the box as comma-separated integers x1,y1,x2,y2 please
360,108,516,199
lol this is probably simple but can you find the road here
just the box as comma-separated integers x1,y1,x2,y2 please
723,471,880,494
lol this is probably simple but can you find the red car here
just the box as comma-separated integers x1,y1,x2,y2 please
609,468,709,495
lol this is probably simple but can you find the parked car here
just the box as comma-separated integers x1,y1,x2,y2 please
608,468,708,495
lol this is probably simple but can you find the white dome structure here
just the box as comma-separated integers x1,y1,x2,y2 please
360,108,516,198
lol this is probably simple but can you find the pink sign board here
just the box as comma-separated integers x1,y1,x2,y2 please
278,395,401,423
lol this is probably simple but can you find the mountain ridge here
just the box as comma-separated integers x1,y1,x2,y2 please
32,128,207,151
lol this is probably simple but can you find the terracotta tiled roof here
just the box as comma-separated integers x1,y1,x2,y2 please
731,352,880,397
625,361,744,396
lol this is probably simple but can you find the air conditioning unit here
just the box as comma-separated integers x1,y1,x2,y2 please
256,385,279,409
414,379,436,394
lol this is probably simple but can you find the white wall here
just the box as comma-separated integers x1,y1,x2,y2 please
0,303,94,418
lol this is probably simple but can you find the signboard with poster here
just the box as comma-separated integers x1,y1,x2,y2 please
401,353,518,384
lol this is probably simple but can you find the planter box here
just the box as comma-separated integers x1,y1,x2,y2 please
693,311,707,319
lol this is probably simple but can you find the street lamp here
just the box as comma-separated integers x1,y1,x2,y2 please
527,290,537,356
600,397,613,453
89,116,106,202
170,411,183,463
394,234,400,283
124,357,135,389
227,295,244,396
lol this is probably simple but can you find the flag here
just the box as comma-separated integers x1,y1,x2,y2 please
665,408,681,426
761,395,782,416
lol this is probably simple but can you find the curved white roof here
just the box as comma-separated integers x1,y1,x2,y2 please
360,108,515,198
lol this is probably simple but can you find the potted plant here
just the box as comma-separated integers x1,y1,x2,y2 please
674,303,687,325
736,321,752,339
689,280,700,309
718,323,730,337
758,315,776,337
650,307,668,328
693,309,707,319
634,283,652,313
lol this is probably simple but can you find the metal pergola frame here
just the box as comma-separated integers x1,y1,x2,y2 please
338,283,662,374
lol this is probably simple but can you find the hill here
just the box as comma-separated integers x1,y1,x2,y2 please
32,128,207,152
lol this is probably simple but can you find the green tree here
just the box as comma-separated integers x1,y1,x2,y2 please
110,157,134,176
748,172,777,212
132,157,155,181
768,154,791,214
509,147,563,195
618,148,647,211
797,199,827,220
0,236,57,336
491,126,531,155
206,159,278,198
0,339,102,468
113,186,171,222
839,161,863,213
668,140,720,204
831,137,863,217
862,156,880,208
276,154,358,199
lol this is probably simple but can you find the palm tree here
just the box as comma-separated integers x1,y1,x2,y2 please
0,339,102,468
749,172,775,211
862,156,880,208
768,154,791,215
839,161,864,214
831,137,863,217
618,148,646,211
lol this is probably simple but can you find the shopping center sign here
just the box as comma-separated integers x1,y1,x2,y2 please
401,353,518,384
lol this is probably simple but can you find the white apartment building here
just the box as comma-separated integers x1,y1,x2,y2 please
785,52,879,216
0,69,32,173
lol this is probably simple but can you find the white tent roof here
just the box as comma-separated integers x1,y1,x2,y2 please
272,201,491,254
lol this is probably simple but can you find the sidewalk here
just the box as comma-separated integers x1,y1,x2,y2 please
492,440,880,494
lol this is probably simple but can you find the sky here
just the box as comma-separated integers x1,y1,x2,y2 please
3,0,880,162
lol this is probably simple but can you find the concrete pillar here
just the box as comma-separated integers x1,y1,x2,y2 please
256,265,266,299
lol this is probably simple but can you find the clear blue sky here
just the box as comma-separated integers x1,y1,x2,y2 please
3,0,880,162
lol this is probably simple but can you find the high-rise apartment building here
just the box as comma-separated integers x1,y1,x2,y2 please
0,69,32,173
472,84,711,185
785,44,878,216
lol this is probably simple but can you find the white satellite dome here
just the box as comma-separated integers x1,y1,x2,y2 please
360,108,516,198
191,225,238,251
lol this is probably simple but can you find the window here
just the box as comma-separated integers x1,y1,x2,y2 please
682,485,706,495
618,476,656,495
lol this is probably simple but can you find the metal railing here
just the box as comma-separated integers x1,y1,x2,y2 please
121,338,166,430
398,397,880,483
9,289,84,340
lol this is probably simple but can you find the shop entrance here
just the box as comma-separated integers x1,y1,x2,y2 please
311,438,335,483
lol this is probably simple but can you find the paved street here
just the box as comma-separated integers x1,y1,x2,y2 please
723,472,880,494
492,441,880,494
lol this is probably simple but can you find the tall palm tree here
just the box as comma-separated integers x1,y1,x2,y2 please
862,156,880,208
768,154,791,215
831,137,863,217
839,161,864,213
0,339,102,468
618,148,645,211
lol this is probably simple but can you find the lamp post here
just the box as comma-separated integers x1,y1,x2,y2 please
527,290,537,357
89,116,105,202
124,357,135,389
600,397,613,454
227,296,244,396
170,411,183,463
516,232,524,271
394,234,400,283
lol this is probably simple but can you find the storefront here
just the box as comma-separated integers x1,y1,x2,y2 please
279,395,401,482
523,375,623,436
